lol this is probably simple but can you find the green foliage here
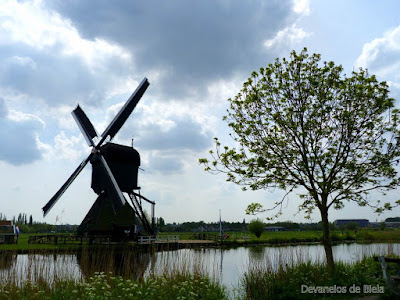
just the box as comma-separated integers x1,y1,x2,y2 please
0,272,227,300
248,219,265,238
200,47,400,218
200,48,400,268
242,257,387,299
156,217,166,231
380,222,387,231
345,222,358,230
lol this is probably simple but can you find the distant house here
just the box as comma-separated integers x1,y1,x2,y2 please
265,226,285,232
0,220,18,244
334,219,369,228
385,222,400,228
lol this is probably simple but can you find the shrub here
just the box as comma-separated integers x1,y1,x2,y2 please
248,219,265,238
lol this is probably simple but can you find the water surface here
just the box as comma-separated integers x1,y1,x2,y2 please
1,243,399,290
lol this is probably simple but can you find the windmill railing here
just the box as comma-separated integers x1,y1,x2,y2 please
138,235,180,244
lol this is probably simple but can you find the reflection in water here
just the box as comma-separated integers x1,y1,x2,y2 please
76,248,151,280
248,246,265,261
1,243,399,289
0,254,81,285
0,253,16,270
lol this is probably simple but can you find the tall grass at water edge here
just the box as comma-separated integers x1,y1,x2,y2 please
1,244,400,299
0,247,227,300
0,271,226,300
242,244,400,299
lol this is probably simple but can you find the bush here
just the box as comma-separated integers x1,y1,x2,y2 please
248,219,265,238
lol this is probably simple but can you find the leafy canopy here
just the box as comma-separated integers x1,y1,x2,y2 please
200,48,400,219
248,219,265,238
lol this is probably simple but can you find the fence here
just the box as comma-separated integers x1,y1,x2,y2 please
138,235,180,244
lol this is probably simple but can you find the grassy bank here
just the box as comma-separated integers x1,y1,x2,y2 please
163,228,400,245
1,228,399,251
1,254,398,299
242,256,400,299
0,271,227,300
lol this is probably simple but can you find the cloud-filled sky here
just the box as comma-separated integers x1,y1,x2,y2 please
1,0,400,225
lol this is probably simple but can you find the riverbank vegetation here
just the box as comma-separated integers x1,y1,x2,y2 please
1,250,399,299
242,256,398,299
1,228,400,251
0,271,227,300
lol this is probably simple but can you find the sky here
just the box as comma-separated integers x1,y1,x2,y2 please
1,0,400,225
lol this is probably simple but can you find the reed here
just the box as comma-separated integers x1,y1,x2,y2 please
0,246,227,299
241,253,397,300
0,271,227,300
1,243,399,299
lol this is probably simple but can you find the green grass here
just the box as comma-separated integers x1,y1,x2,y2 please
241,256,398,299
1,240,399,299
0,271,227,300
0,233,87,251
162,228,400,243
2,229,399,251
1,251,397,299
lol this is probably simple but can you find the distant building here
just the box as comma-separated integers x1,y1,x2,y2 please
265,226,285,232
0,220,18,244
385,222,400,228
334,219,369,228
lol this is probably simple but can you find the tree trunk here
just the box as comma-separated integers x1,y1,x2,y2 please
320,205,334,272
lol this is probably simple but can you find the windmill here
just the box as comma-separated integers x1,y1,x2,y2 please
42,78,155,240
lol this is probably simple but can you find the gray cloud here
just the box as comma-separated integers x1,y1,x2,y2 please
45,0,294,101
115,111,213,174
143,153,185,175
0,98,44,165
0,50,130,107
134,118,212,151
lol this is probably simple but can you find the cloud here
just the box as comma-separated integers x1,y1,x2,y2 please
0,98,45,165
143,152,185,175
355,25,400,102
264,23,311,49
135,118,212,152
293,0,311,16
355,26,400,80
44,0,296,101
0,0,135,107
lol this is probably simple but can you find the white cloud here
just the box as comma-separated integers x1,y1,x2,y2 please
8,109,45,128
0,98,46,165
264,23,312,49
39,131,87,165
5,56,37,69
293,0,310,16
355,25,400,81
0,0,131,70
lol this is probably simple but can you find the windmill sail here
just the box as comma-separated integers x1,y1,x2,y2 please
42,154,93,216
99,78,149,144
72,105,98,147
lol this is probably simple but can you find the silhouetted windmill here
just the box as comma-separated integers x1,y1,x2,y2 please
42,78,155,241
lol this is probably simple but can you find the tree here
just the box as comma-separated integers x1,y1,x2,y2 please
345,222,358,230
156,217,166,231
379,221,387,231
248,219,265,238
200,48,400,270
